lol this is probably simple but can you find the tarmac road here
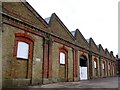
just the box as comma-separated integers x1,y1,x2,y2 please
29,77,119,88
2,77,119,90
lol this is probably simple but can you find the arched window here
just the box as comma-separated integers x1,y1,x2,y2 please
17,42,29,59
60,52,65,64
14,33,34,60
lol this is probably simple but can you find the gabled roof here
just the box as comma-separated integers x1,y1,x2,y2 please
98,44,106,57
48,13,75,42
2,1,48,30
73,29,89,50
105,48,111,59
88,38,99,54
109,51,116,60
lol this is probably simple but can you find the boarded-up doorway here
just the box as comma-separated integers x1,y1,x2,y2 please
80,55,88,80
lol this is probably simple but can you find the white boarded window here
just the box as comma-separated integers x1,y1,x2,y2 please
102,63,105,69
17,42,29,59
94,61,97,68
60,52,65,64
108,64,110,70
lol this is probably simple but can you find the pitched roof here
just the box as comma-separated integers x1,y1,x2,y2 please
105,48,111,59
48,13,75,42
73,29,89,50
88,38,99,54
98,44,106,57
109,51,116,60
2,1,48,30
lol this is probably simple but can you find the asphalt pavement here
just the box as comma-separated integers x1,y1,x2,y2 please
29,76,119,88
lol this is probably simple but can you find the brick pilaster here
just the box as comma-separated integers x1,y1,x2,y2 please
75,50,78,77
43,38,49,79
48,40,52,79
73,49,78,80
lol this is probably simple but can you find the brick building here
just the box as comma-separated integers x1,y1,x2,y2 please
1,1,117,88
116,55,120,76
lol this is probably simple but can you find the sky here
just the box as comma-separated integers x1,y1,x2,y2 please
26,0,119,56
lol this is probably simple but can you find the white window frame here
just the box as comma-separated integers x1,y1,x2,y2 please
17,42,29,59
60,52,65,64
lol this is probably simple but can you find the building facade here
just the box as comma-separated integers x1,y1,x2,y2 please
1,1,117,88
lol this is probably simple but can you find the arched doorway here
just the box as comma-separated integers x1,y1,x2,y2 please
79,55,88,80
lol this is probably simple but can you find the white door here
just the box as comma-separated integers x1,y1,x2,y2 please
80,66,88,80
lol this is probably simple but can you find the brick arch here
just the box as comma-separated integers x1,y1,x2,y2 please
14,32,35,57
94,57,98,66
80,54,88,60
59,46,68,52
94,57,98,64
15,32,35,42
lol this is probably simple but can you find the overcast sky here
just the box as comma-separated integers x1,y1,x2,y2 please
26,0,119,56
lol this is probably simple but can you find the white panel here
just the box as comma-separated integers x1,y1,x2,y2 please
94,61,97,68
60,52,65,64
80,66,88,80
102,63,105,69
17,42,29,59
